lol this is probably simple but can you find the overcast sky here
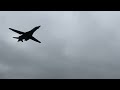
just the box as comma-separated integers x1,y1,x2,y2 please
0,11,120,79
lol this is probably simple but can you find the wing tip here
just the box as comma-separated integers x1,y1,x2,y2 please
9,28,13,30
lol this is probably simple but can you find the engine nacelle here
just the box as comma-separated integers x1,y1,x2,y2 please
25,38,29,41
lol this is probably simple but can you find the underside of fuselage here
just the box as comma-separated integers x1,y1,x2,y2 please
14,34,31,42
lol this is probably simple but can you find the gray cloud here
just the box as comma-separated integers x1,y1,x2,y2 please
0,11,120,79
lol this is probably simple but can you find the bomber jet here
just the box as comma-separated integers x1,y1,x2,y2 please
9,26,41,43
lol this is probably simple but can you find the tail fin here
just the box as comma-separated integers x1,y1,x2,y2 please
13,37,19,39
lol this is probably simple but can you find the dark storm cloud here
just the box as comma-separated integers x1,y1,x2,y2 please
0,11,120,79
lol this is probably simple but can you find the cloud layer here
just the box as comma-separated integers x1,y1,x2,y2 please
0,11,120,79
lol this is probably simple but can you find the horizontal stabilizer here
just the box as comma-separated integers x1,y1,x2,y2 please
13,37,19,39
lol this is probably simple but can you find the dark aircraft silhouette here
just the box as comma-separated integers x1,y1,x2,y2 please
9,26,41,43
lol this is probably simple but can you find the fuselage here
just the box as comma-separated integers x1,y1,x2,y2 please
18,31,33,42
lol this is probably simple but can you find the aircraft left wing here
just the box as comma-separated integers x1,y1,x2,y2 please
9,28,25,34
30,36,41,43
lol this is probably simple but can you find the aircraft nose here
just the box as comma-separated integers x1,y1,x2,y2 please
37,26,41,28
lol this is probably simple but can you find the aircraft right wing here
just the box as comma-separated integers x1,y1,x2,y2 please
30,36,41,43
9,28,25,34
30,26,41,33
